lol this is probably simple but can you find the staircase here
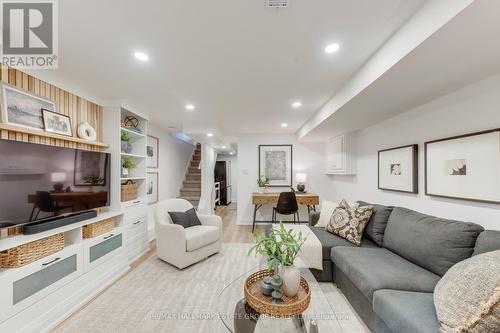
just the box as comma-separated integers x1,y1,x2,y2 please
179,143,201,207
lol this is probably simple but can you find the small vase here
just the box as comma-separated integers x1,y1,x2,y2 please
121,141,133,153
280,265,300,297
122,167,129,177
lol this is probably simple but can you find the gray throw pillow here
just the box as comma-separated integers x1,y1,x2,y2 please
357,201,393,247
168,208,202,228
434,250,500,333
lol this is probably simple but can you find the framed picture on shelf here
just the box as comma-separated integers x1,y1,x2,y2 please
258,144,293,187
147,172,159,205
425,129,500,204
147,135,159,168
1,84,56,130
42,109,73,137
378,144,418,193
74,150,108,186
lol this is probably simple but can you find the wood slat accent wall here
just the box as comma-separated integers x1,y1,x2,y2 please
0,65,104,151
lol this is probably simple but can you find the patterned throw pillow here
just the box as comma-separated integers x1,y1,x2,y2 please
326,199,373,245
434,250,500,333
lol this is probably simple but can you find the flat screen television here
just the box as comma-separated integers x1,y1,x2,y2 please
0,139,110,228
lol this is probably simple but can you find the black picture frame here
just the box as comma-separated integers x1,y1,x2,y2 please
258,144,293,187
425,128,500,204
378,144,418,194
42,109,73,137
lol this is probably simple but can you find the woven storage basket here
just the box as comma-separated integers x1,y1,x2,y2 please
0,233,64,268
121,180,138,202
244,269,311,317
82,218,115,238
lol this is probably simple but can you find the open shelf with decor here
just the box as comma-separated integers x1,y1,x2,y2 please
103,106,149,265
120,127,145,139
120,128,146,156
0,123,108,149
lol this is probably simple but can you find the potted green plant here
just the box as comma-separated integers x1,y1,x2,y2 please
248,222,307,297
121,131,133,154
122,157,136,177
257,175,270,193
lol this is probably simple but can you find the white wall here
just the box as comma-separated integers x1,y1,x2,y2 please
324,73,500,231
217,154,238,203
198,144,218,214
147,125,194,237
236,134,329,225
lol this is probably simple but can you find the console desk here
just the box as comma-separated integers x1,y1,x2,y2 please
251,192,320,232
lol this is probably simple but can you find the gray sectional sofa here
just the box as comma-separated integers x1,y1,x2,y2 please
308,202,500,333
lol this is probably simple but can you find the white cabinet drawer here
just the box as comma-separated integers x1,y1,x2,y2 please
83,229,123,273
121,198,146,216
124,216,147,242
0,244,83,323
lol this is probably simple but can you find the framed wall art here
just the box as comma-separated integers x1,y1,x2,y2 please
147,135,159,168
147,172,159,205
425,129,500,204
42,109,73,137
1,84,56,130
258,144,293,187
378,144,418,193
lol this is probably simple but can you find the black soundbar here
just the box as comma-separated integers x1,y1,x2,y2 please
23,210,98,235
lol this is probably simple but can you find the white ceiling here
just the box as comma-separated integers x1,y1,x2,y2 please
29,0,425,137
299,0,500,141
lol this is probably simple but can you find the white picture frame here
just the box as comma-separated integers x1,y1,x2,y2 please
1,84,56,130
425,129,500,204
258,144,293,187
147,135,159,169
147,172,159,205
378,144,418,193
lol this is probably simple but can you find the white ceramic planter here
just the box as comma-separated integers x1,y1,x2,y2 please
280,265,300,297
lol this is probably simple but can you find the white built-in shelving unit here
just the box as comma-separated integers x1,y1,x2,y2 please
103,107,150,264
0,107,152,332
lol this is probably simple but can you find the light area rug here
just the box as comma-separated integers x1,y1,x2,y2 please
53,243,368,333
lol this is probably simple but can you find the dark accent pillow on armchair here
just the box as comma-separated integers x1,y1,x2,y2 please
168,208,202,228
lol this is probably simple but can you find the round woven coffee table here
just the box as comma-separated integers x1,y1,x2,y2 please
218,261,344,333
244,269,311,317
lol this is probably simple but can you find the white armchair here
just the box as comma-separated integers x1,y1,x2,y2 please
154,199,222,269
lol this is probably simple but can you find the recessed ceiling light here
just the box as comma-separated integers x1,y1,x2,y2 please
134,51,149,61
207,133,213,137
292,101,302,108
324,43,340,54
222,145,227,149
281,123,288,128
185,104,195,111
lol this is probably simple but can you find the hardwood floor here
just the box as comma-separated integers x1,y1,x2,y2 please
215,203,265,243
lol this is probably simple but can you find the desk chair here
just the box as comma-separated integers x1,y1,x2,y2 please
272,191,299,224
